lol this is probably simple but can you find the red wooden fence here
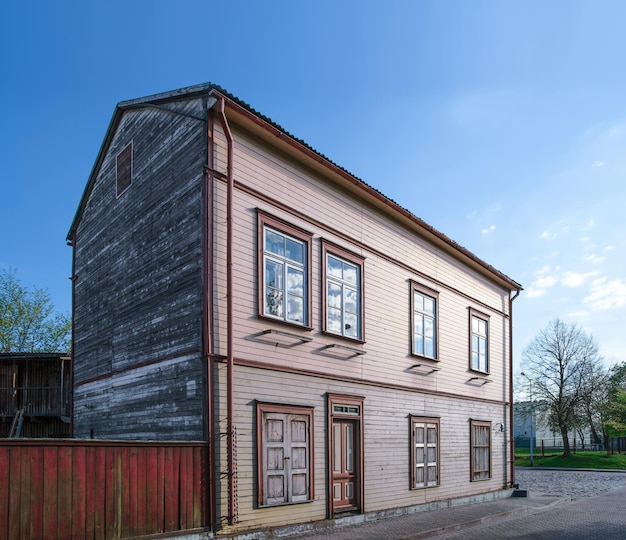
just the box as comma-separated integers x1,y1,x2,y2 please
0,440,208,540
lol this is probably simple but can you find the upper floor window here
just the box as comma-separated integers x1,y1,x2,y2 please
322,241,364,341
469,309,489,373
411,282,438,360
258,211,312,327
116,142,133,197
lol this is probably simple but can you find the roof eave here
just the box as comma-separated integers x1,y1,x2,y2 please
212,89,522,292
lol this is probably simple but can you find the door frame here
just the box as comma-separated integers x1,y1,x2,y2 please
327,393,364,516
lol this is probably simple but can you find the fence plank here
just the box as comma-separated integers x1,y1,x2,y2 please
84,445,95,539
20,446,32,540
72,445,86,538
179,445,188,529
156,445,165,532
104,446,116,540
57,446,73,539
145,446,158,533
29,446,44,539
43,446,58,539
0,446,10,540
164,446,175,531
118,447,129,539
193,445,205,528
136,446,147,537
93,445,106,540
129,445,139,536
8,447,21,539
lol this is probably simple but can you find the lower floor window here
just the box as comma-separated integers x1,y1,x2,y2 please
470,419,491,481
257,402,313,506
411,416,439,489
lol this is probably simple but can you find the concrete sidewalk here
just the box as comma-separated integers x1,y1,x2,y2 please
286,493,564,539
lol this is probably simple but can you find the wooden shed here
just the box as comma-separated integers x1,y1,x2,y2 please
0,353,71,438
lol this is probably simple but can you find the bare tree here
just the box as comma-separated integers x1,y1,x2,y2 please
0,267,71,352
521,318,604,458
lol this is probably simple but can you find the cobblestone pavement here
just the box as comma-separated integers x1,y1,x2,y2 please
436,469,626,539
515,468,626,500
289,469,626,540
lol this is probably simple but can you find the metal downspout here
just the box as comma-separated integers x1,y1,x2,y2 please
509,289,520,487
217,97,236,525
204,104,216,529
70,233,76,436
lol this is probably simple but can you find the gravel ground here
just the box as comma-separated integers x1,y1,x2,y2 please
515,468,626,500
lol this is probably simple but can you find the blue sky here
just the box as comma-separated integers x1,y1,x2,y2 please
1,1,625,369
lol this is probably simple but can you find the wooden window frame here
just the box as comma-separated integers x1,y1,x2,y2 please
468,308,490,374
321,240,365,343
116,141,133,197
257,210,313,330
410,416,440,490
470,419,491,481
410,281,439,361
256,401,314,507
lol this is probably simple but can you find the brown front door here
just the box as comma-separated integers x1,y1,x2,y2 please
332,418,358,511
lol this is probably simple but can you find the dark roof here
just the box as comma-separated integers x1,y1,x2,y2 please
0,352,70,360
67,82,522,292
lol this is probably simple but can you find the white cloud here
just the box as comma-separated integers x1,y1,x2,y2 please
580,236,590,243
526,266,559,298
481,225,496,235
561,271,600,288
586,218,596,229
583,277,626,311
541,230,556,240
604,245,615,252
592,160,604,168
583,253,605,264
565,309,592,320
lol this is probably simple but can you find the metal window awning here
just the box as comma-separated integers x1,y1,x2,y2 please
322,343,366,358
257,329,313,347
409,363,441,375
469,376,493,385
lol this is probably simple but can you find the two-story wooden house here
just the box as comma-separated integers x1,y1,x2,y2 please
68,83,521,536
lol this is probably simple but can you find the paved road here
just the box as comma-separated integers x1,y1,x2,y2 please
515,467,626,500
290,469,626,540
438,469,626,539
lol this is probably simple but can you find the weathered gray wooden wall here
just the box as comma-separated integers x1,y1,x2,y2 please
72,98,207,440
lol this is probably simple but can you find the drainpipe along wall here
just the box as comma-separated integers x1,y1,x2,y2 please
217,96,236,526
204,102,216,529
509,289,520,487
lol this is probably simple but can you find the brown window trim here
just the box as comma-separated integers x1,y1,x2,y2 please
409,415,440,490
116,141,133,197
469,419,491,482
321,239,365,342
256,401,315,507
410,281,440,361
468,307,490,375
257,209,313,330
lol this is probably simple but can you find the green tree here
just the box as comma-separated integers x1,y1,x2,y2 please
0,267,71,352
521,318,605,458
604,362,626,435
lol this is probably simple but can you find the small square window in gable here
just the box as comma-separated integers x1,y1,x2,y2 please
116,142,133,197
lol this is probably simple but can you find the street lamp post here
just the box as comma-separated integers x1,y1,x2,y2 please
521,372,534,466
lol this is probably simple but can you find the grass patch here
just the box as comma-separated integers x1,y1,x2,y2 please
515,450,626,469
